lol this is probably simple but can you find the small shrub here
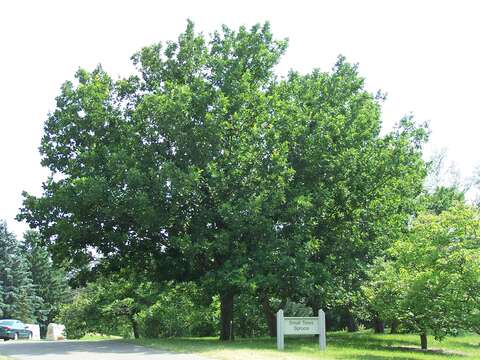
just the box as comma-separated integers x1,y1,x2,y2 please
137,282,218,338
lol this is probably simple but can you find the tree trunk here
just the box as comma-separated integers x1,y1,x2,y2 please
219,291,235,341
373,317,385,333
260,297,276,337
311,304,320,339
390,320,399,334
346,312,358,332
420,333,427,350
131,317,140,339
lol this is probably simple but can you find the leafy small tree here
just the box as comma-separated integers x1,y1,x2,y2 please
363,204,480,349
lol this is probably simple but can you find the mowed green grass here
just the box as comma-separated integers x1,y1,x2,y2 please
130,331,480,360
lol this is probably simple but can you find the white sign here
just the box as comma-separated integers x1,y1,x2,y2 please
276,309,326,351
284,317,319,335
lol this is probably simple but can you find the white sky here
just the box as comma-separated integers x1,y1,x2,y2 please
1,0,479,237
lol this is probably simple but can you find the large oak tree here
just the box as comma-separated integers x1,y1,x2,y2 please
19,21,427,340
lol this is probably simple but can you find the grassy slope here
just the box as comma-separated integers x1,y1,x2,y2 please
130,331,480,360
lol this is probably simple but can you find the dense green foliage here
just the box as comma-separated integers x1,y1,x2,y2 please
137,282,218,338
0,222,70,333
0,222,37,321
362,204,480,349
60,280,218,339
21,230,71,336
59,273,160,338
419,186,465,215
18,21,429,341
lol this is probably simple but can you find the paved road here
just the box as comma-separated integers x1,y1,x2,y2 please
0,340,208,360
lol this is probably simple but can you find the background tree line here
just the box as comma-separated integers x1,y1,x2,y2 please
16,21,480,349
0,223,71,337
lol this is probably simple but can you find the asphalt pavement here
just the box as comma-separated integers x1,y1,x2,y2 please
0,340,208,360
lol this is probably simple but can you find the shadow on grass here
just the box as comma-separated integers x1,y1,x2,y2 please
339,356,424,360
339,355,446,360
327,333,466,357
446,341,480,350
328,332,414,347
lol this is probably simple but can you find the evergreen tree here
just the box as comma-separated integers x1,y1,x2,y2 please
0,221,36,321
21,230,71,336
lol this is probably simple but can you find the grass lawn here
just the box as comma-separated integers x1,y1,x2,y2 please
130,331,480,360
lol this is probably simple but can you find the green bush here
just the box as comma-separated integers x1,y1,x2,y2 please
234,292,269,338
137,283,218,338
58,281,142,339
58,288,96,339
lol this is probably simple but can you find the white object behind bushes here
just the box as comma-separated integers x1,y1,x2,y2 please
46,323,66,340
24,324,40,340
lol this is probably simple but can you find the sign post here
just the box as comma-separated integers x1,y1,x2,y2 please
276,309,326,351
319,309,326,351
276,309,284,350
